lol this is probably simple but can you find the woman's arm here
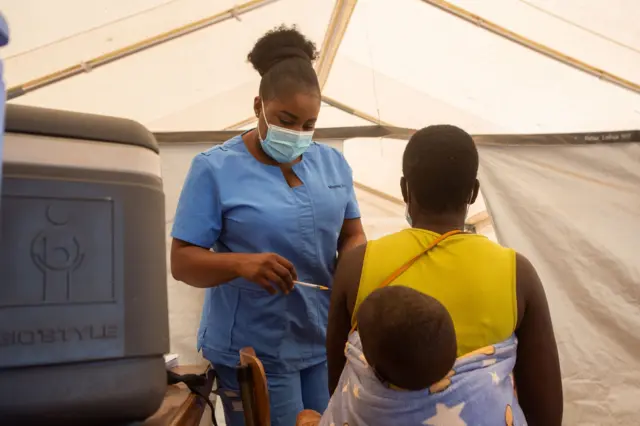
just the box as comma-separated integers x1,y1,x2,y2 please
514,253,563,426
170,154,236,288
337,218,366,257
338,158,366,257
171,239,245,288
171,239,296,293
327,243,366,394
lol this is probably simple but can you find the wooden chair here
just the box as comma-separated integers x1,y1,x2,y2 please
143,364,215,426
238,347,270,426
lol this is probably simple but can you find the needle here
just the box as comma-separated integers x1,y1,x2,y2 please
294,281,330,291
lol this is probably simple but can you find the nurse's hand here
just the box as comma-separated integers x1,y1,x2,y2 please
237,253,297,295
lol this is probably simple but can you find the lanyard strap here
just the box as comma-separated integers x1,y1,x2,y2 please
350,229,462,333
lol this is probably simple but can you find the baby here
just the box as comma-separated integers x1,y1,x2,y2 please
357,285,457,391
297,286,457,425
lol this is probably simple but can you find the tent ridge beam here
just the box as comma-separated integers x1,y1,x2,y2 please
154,124,415,143
6,0,280,100
419,0,640,94
316,0,358,90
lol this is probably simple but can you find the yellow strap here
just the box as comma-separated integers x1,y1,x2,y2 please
350,229,462,333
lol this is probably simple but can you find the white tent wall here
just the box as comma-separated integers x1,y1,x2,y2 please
479,141,640,425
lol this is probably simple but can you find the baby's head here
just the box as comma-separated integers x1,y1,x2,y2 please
356,286,457,391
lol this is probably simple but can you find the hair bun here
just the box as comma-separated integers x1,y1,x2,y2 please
248,25,319,76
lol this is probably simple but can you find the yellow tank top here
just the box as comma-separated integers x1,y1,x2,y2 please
354,228,517,357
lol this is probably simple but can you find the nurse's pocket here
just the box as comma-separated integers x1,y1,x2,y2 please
231,286,287,358
314,184,348,235
205,286,241,351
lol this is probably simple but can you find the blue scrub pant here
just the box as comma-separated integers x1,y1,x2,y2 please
215,361,329,426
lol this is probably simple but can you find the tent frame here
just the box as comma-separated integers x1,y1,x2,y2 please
6,0,639,130
154,127,640,146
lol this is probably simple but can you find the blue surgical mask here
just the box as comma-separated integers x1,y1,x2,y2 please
404,180,413,227
258,101,314,163
405,205,413,227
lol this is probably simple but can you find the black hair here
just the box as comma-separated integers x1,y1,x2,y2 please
402,125,479,214
357,286,457,391
248,25,320,100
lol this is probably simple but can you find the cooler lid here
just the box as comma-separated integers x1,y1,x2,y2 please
5,104,159,154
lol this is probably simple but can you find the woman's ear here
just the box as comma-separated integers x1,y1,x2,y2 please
254,96,261,118
400,177,408,203
469,179,480,204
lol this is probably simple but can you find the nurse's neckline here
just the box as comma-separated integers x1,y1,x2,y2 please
241,129,305,169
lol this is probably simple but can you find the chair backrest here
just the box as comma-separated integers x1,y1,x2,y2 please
239,347,270,426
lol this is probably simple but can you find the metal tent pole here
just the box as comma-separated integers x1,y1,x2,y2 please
316,0,358,91
322,95,394,126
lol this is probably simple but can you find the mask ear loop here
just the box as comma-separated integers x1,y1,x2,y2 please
257,98,269,142
404,180,412,227
463,189,475,230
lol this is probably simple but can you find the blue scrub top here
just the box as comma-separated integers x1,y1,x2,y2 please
172,135,361,372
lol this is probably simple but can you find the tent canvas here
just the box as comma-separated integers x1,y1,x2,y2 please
478,131,640,425
2,0,640,424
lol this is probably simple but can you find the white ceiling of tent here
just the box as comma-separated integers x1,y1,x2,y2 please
1,0,336,128
2,0,636,226
325,0,640,133
1,0,638,134
446,0,640,84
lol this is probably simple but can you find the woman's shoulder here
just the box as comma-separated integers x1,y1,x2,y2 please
306,142,351,171
195,135,248,166
458,233,516,257
310,141,346,158
202,135,246,156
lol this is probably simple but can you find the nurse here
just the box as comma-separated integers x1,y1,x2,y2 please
170,25,366,426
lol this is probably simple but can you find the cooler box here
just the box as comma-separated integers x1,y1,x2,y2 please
0,105,170,424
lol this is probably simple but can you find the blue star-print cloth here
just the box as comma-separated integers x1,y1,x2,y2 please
320,332,527,426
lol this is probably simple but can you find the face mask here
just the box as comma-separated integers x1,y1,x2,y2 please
405,204,413,227
464,190,475,219
404,180,413,227
257,101,314,163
